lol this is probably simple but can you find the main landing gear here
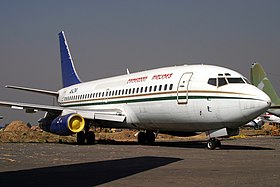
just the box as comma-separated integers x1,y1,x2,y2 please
207,138,221,150
137,131,156,145
77,123,95,145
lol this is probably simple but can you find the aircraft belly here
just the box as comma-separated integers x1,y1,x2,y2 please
126,99,246,131
126,100,224,131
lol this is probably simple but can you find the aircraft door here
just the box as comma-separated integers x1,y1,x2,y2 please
177,72,193,104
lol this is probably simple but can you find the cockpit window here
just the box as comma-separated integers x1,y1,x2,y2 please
227,78,245,84
207,78,217,86
218,78,227,87
208,76,248,87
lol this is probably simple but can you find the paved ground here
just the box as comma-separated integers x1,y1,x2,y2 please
0,137,280,187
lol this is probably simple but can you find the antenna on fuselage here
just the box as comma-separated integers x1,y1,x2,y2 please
126,68,130,75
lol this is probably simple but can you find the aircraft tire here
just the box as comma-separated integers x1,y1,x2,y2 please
146,131,155,144
137,131,147,144
215,140,221,148
86,131,95,145
207,140,216,150
77,131,85,145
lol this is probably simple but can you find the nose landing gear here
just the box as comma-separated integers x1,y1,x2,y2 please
207,138,221,150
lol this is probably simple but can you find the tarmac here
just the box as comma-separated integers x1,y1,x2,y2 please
0,137,280,187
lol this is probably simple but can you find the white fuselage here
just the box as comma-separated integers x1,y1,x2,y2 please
57,65,271,133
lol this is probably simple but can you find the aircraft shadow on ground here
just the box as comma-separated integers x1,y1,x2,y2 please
0,156,182,186
60,139,274,150
92,140,274,150
154,141,275,150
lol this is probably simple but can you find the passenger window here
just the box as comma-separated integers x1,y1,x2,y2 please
149,86,152,92
218,78,227,87
164,84,168,91
140,87,143,93
208,78,217,86
169,84,173,90
159,85,162,91
154,85,157,92
136,87,139,93
145,86,148,93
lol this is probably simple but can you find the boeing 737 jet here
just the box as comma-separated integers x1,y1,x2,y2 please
251,63,280,117
0,32,271,149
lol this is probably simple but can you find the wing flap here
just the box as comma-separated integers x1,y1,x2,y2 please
95,113,126,122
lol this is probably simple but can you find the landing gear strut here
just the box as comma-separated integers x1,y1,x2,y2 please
207,138,221,150
137,131,156,145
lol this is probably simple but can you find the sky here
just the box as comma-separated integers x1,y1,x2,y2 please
0,0,280,125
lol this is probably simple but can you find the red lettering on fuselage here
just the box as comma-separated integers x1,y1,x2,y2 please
127,76,148,84
152,73,173,80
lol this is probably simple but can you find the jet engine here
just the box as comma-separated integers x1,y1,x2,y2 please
49,113,85,136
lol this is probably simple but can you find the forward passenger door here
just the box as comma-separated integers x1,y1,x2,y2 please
177,72,193,104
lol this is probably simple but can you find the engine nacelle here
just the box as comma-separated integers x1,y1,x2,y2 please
50,113,85,136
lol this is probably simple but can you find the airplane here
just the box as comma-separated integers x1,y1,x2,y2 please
262,113,280,124
0,32,271,149
251,63,280,117
244,112,280,129
244,117,264,129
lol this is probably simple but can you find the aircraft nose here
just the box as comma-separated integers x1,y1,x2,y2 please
240,85,271,121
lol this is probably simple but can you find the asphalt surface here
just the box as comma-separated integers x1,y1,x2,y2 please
0,137,280,187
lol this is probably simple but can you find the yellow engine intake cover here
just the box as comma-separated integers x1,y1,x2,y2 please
67,114,85,133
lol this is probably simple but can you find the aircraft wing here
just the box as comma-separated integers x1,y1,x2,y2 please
0,100,62,113
0,101,126,122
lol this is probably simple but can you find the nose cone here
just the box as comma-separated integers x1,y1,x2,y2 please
240,85,271,121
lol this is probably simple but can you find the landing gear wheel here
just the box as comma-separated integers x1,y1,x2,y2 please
215,139,221,148
207,139,216,150
77,131,85,145
137,131,146,144
137,131,156,145
146,131,155,144
86,131,95,145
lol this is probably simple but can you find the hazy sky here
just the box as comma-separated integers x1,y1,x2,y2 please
0,0,280,125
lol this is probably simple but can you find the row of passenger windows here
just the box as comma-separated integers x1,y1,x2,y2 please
63,84,174,102
207,77,248,87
